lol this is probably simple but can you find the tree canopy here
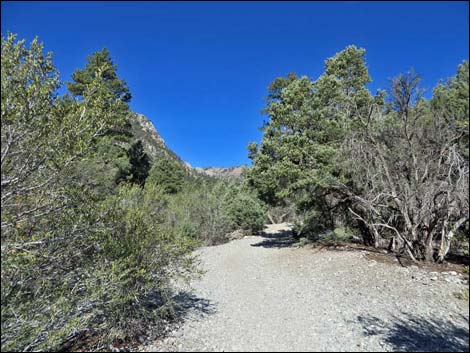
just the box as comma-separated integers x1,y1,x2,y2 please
247,45,469,260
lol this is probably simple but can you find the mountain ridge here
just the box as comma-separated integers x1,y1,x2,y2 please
193,165,247,178
130,112,191,172
131,113,245,178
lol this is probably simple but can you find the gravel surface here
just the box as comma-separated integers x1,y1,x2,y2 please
142,224,469,352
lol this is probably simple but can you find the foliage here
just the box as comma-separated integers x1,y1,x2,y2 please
163,178,233,245
323,227,355,243
1,183,197,351
453,287,469,301
222,182,267,234
1,33,127,238
342,68,469,261
160,177,267,245
67,47,131,103
66,47,148,191
248,44,469,262
147,156,188,194
89,184,197,338
432,61,469,158
247,46,375,236
1,34,195,351
127,140,151,186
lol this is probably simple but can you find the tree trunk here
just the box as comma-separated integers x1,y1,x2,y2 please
388,237,396,253
278,212,289,223
436,217,468,262
437,229,452,263
424,231,434,262
267,211,276,225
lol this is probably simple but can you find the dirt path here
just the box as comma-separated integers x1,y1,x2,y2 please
144,223,469,352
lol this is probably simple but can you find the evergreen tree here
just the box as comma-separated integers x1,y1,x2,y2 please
147,157,187,194
431,60,469,158
127,140,151,186
247,46,373,205
66,48,136,192
67,48,131,102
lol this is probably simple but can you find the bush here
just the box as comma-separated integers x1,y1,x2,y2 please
159,177,267,246
1,34,199,351
1,184,198,351
224,191,267,234
162,178,231,245
325,227,355,243
146,157,187,194
88,184,198,340
293,210,322,240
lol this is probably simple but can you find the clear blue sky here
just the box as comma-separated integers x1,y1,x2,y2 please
2,1,468,167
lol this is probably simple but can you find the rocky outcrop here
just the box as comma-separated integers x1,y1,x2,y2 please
130,113,190,172
130,113,248,178
193,165,247,178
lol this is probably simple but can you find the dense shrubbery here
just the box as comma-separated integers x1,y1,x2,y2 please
1,33,268,351
1,183,197,351
161,177,267,245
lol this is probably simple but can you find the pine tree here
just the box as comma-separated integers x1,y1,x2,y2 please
67,48,131,102
66,48,137,191
128,140,151,186
247,45,376,232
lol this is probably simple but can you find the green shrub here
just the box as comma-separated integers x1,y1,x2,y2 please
1,34,199,351
313,227,355,243
160,178,267,245
147,157,187,194
294,212,355,243
293,210,322,240
224,191,267,234
88,184,198,340
297,237,310,247
1,184,198,351
163,179,232,245
454,288,469,301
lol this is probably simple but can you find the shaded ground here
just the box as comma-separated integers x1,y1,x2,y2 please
142,223,469,352
304,241,469,278
358,313,469,352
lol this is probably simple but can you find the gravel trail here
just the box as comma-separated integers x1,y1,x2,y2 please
144,223,469,352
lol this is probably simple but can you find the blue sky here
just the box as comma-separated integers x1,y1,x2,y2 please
2,1,468,167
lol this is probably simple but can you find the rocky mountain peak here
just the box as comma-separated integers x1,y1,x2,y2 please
131,113,247,178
